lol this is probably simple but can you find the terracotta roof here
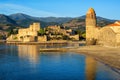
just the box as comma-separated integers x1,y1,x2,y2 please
116,21,120,23
107,21,120,27
115,21,120,24
107,24,120,26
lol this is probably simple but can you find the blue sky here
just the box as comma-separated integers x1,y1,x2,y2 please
0,0,120,19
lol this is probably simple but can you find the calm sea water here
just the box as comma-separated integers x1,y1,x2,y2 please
0,44,120,80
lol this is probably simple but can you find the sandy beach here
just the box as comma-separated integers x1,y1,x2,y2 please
70,45,120,71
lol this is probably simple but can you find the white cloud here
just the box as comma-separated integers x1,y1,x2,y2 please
0,3,60,17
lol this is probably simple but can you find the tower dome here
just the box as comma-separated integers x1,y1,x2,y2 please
86,8,96,27
87,8,96,14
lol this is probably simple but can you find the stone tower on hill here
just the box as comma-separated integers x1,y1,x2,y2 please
86,8,99,45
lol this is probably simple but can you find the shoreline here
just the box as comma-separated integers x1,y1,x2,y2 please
69,45,120,71
6,41,68,45
0,40,6,44
5,41,85,45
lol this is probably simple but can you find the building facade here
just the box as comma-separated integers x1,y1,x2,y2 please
86,8,120,47
7,23,47,42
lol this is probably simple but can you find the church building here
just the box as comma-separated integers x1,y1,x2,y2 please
86,8,120,47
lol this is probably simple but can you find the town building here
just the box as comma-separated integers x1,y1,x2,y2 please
7,23,47,42
7,23,79,42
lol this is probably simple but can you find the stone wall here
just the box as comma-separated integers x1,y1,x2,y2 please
85,8,120,47
86,8,98,45
7,22,41,42
98,27,116,46
22,36,37,42
32,23,40,31
18,22,40,37
38,36,47,42
7,34,19,41
86,8,96,27
18,29,38,37
69,34,79,40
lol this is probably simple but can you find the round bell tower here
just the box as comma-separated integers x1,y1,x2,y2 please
86,8,97,45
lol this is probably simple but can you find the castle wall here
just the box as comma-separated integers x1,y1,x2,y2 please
115,34,120,46
47,25,68,36
22,37,31,42
7,34,19,41
22,36,37,42
38,36,47,42
98,27,116,46
18,23,40,37
69,34,79,40
18,29,38,37
110,26,120,33
32,23,40,31
116,34,120,42
7,22,41,42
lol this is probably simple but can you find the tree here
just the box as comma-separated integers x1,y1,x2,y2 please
76,30,83,36
7,29,18,37
0,35,3,40
7,29,13,37
38,28,45,36
82,32,86,38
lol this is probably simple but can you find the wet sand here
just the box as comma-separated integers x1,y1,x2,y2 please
70,45,120,71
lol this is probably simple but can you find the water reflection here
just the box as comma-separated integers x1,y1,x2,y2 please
0,45,119,80
17,44,68,63
85,57,96,80
18,45,39,63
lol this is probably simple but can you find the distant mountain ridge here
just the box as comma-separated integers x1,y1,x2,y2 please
9,13,116,27
9,13,73,23
0,14,17,25
63,15,116,31
0,13,117,31
9,13,34,20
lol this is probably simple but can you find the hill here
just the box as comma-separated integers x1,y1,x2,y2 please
63,15,116,31
0,13,118,39
0,14,18,31
9,13,62,27
0,13,117,31
9,13,73,24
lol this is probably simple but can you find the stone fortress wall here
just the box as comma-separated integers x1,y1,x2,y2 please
18,23,40,37
7,22,79,42
7,22,48,42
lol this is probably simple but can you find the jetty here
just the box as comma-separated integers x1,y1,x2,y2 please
39,48,68,52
